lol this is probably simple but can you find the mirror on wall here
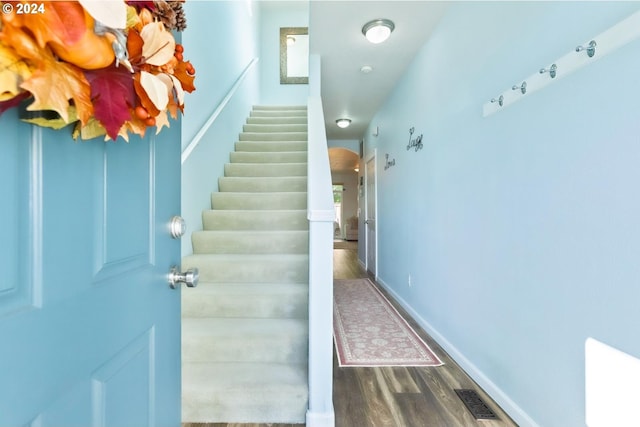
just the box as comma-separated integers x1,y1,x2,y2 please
280,27,309,84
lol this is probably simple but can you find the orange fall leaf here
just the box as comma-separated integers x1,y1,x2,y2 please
1,23,93,123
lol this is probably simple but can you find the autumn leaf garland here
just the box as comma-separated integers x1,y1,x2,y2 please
0,0,196,141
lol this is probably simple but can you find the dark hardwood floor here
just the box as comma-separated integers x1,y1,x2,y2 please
184,246,518,427
330,248,517,427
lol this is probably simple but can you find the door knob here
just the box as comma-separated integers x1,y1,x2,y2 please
168,266,199,289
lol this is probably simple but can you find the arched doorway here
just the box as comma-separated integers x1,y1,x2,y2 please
328,147,360,242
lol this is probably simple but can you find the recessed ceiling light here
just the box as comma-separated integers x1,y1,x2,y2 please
360,65,373,74
336,118,351,128
362,19,395,44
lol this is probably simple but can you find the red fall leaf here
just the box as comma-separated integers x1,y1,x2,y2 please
84,65,136,140
0,92,30,116
126,1,156,12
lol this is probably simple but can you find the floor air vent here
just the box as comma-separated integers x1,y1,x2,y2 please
454,389,499,420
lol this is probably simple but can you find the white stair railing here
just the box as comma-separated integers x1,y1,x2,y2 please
306,54,335,427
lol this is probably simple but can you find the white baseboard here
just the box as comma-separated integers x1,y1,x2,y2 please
306,408,335,427
375,277,541,427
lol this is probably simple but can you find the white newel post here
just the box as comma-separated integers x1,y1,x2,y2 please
306,54,336,427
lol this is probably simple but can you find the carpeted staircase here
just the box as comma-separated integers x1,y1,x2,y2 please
181,106,309,423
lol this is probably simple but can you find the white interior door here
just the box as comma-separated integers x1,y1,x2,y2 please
365,154,377,276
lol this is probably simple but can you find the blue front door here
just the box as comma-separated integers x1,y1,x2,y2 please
0,107,182,426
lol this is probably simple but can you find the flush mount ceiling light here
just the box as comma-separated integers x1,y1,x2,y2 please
336,118,352,128
362,19,395,44
360,65,373,74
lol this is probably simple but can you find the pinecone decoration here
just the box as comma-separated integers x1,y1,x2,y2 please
152,0,177,30
151,0,187,31
170,1,187,32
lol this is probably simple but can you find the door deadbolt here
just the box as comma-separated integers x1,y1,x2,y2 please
169,216,186,239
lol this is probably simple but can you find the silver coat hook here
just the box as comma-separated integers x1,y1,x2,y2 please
576,40,597,57
539,63,557,79
491,95,504,107
512,81,527,95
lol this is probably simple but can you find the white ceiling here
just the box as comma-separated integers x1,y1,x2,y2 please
309,1,450,141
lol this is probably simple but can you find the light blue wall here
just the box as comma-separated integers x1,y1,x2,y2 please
181,1,260,148
181,1,261,255
259,2,309,105
362,3,640,426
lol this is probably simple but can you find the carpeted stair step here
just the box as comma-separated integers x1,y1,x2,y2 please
250,108,306,118
201,210,308,231
253,105,307,110
192,230,308,254
182,254,309,283
243,124,308,133
182,362,308,423
235,141,307,152
249,110,306,117
182,318,308,364
211,192,306,210
240,131,308,142
218,176,307,192
224,163,307,177
246,116,307,125
182,282,308,319
229,151,307,163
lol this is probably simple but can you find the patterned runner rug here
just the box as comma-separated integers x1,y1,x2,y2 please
333,278,444,367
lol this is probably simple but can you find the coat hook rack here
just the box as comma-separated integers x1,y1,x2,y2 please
539,63,557,79
576,40,597,57
512,81,527,94
482,10,640,117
